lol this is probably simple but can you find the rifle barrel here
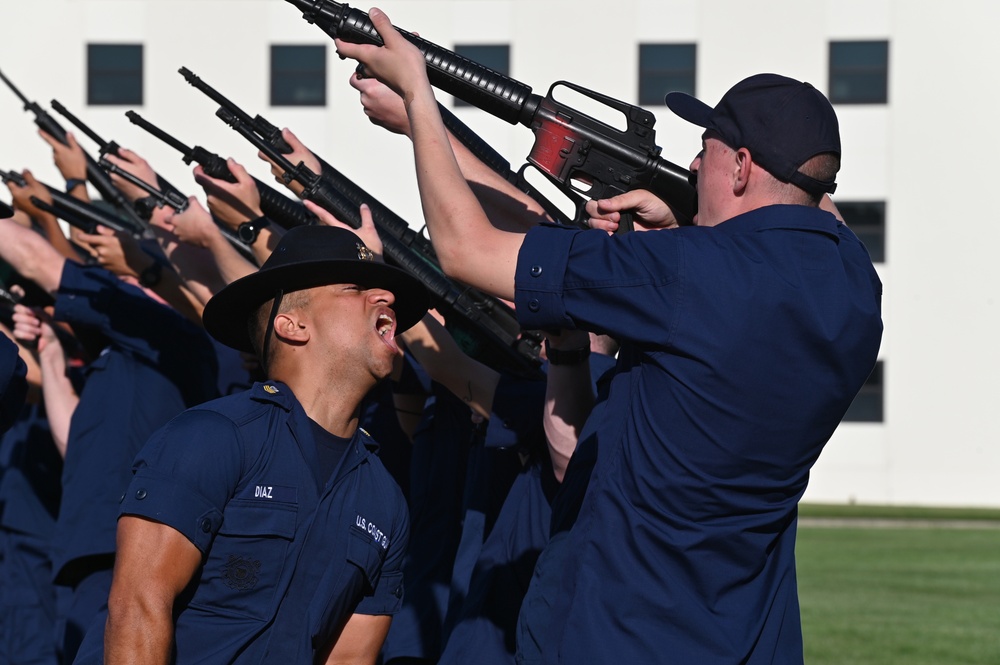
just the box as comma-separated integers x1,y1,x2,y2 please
126,111,193,157
51,100,110,150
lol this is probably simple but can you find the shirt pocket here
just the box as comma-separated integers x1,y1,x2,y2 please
189,500,297,621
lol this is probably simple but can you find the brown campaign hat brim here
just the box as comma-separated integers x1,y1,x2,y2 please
202,226,428,353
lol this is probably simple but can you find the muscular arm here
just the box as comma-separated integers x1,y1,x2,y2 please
542,331,596,481
0,216,67,295
350,73,550,234
400,312,500,420
324,614,392,665
105,516,202,665
337,10,523,301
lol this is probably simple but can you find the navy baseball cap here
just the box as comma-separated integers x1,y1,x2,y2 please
665,73,840,195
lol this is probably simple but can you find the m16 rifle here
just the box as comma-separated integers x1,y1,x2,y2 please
0,70,149,230
284,0,697,228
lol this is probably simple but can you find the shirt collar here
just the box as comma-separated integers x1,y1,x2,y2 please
714,204,841,242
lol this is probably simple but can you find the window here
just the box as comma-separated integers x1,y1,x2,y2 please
638,44,696,106
838,201,886,263
270,45,326,106
829,40,889,104
88,44,143,105
843,361,884,423
453,45,510,107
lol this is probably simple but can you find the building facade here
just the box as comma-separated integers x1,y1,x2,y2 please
1,0,996,507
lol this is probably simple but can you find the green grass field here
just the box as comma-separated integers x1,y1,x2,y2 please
796,506,1000,665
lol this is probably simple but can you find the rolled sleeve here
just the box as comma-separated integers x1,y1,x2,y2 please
514,224,577,331
121,469,225,555
120,409,243,554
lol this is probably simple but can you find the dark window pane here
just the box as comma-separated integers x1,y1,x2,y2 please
271,45,326,106
829,40,889,104
843,361,884,423
88,44,143,106
453,45,510,107
838,201,886,263
638,44,696,105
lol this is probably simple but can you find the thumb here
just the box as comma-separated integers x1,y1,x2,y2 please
227,158,250,182
96,225,115,237
368,7,397,43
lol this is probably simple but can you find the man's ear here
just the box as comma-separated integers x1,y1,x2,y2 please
272,311,310,344
733,148,752,195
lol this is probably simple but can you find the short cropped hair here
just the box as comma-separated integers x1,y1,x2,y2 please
247,289,313,372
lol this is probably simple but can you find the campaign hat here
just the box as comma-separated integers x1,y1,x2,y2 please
665,73,840,195
203,225,428,353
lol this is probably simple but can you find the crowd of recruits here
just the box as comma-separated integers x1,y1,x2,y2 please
0,44,609,665
0,6,883,665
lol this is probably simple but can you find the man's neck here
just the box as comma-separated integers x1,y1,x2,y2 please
272,367,373,438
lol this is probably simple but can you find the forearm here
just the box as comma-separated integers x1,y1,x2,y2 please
34,212,78,261
400,314,499,419
105,595,176,665
0,217,66,294
157,235,236,305
204,232,257,287
406,89,521,300
543,339,596,482
448,135,552,233
38,347,78,457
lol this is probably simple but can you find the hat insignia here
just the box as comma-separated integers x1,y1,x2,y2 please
357,243,375,262
263,384,279,394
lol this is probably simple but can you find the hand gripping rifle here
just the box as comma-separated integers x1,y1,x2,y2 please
97,158,256,261
284,0,697,228
212,105,542,376
125,110,315,229
50,100,184,200
178,67,435,262
0,168,143,237
0,70,149,230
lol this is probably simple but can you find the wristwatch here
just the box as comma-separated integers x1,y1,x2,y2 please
544,339,591,366
65,178,86,192
237,216,270,245
139,260,163,288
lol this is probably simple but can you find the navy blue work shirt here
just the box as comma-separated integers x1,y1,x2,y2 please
0,404,61,665
513,205,883,664
0,333,27,435
49,262,218,585
75,381,408,664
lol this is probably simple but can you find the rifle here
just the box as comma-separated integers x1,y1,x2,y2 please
124,110,315,229
285,0,696,227
0,168,143,236
179,67,293,153
51,100,184,200
212,106,541,375
0,70,149,230
98,158,258,262
50,100,121,157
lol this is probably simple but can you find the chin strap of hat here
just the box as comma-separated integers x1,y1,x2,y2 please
261,288,284,375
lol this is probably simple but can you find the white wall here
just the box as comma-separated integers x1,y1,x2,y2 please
1,0,994,507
